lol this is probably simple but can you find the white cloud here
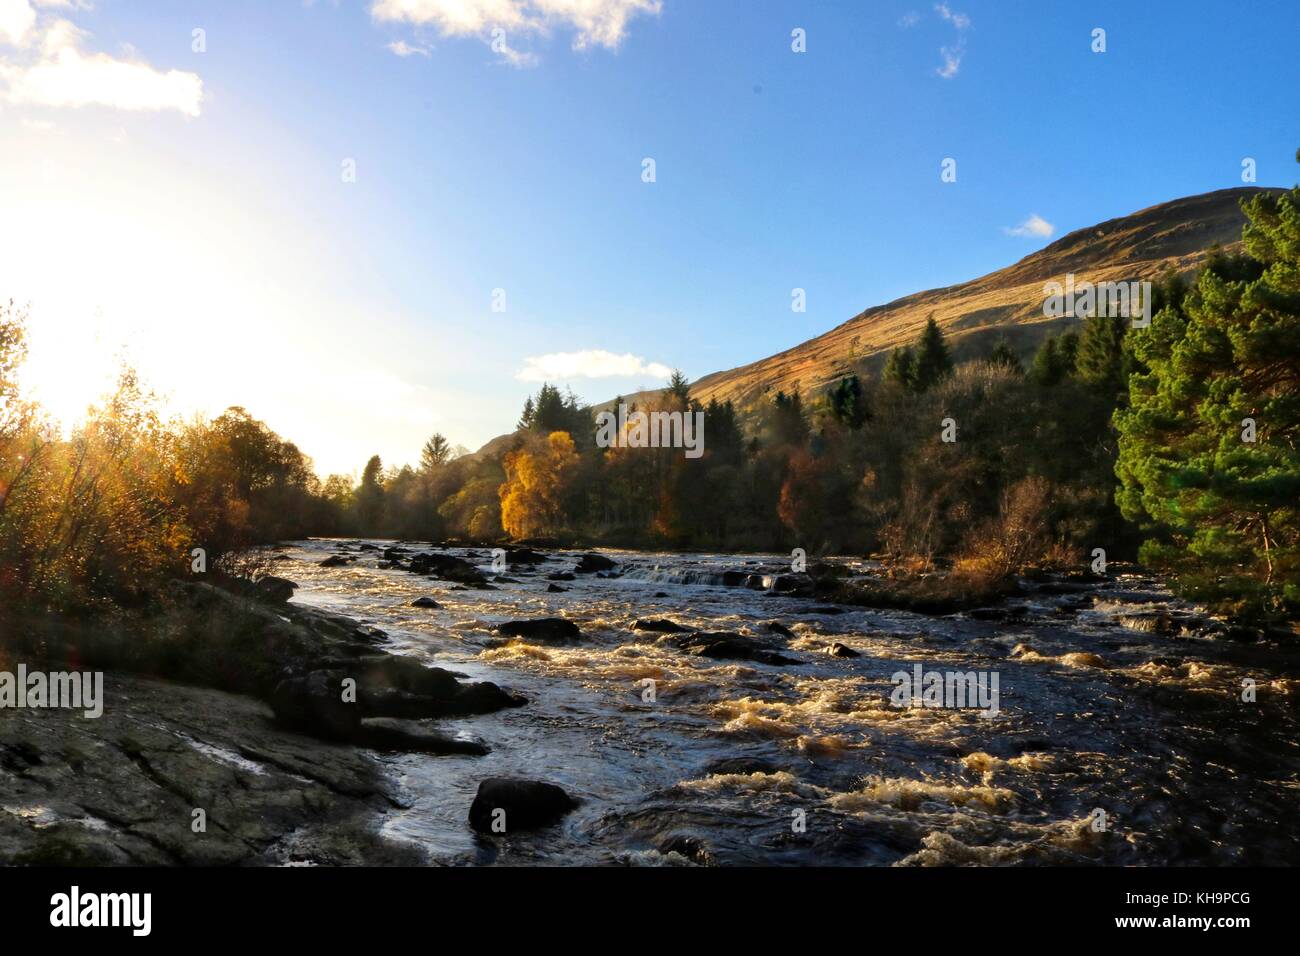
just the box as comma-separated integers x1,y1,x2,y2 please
936,42,963,78
515,350,672,382
0,11,202,115
933,3,969,78
0,0,37,46
371,0,661,66
935,2,970,31
897,11,919,28
1005,214,1055,238
387,38,430,56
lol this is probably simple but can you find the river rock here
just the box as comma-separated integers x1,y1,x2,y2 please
254,576,298,603
503,548,548,565
633,618,688,633
671,632,802,666
826,642,859,658
320,555,356,568
408,553,486,583
468,778,579,833
411,597,441,608
496,618,582,643
575,553,617,573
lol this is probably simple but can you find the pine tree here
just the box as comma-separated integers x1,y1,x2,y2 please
884,346,917,390
988,337,1023,374
1074,313,1129,396
912,317,954,391
1029,336,1064,386
665,369,691,404
828,375,870,428
1115,175,1300,620
517,396,535,430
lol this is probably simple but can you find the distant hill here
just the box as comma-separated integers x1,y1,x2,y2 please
474,186,1275,456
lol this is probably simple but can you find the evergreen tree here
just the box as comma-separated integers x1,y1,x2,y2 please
912,317,954,391
420,433,452,471
1115,176,1300,620
828,374,870,428
1074,313,1129,396
665,369,691,404
988,337,1023,374
517,396,535,430
769,390,810,446
884,346,917,390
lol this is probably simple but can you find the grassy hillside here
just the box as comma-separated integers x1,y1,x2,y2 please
597,187,1275,425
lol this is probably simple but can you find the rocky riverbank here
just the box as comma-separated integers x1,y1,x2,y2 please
0,576,539,865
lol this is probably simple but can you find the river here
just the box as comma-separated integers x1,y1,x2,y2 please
278,539,1300,866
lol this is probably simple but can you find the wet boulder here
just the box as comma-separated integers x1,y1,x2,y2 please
468,778,579,833
253,576,298,604
633,618,688,633
358,719,490,755
495,617,581,644
546,584,567,593
410,597,441,609
671,632,802,666
546,571,576,581
764,621,795,638
320,555,356,568
771,573,815,597
826,642,859,658
575,553,617,573
503,547,548,565
409,553,487,584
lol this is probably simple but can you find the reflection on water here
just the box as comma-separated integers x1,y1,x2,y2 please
280,539,1300,866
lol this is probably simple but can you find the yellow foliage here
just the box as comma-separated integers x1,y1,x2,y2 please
499,431,579,539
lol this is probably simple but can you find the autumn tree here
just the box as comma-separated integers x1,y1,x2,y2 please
499,431,581,539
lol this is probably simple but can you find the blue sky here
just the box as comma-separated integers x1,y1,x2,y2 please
2,0,1297,475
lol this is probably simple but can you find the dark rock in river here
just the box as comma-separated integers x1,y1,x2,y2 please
357,718,489,755
320,554,356,568
704,756,783,776
468,778,579,833
496,617,581,643
826,642,859,658
546,584,567,593
575,553,617,573
503,547,548,565
411,596,441,608
254,576,298,603
547,571,576,581
670,632,802,666
771,573,815,596
764,621,795,638
633,618,688,633
408,552,487,583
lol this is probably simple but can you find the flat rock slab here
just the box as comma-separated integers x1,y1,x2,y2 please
0,674,420,866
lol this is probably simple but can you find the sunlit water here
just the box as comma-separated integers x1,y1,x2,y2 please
279,539,1300,866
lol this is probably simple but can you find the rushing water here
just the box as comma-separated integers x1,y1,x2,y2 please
279,539,1300,866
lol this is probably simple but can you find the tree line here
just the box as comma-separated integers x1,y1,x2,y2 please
1,174,1295,624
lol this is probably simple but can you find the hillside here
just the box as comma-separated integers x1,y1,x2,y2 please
477,186,1273,455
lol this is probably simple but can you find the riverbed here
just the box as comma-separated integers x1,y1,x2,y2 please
281,539,1300,866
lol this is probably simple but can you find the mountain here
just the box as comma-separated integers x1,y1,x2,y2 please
476,186,1274,456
